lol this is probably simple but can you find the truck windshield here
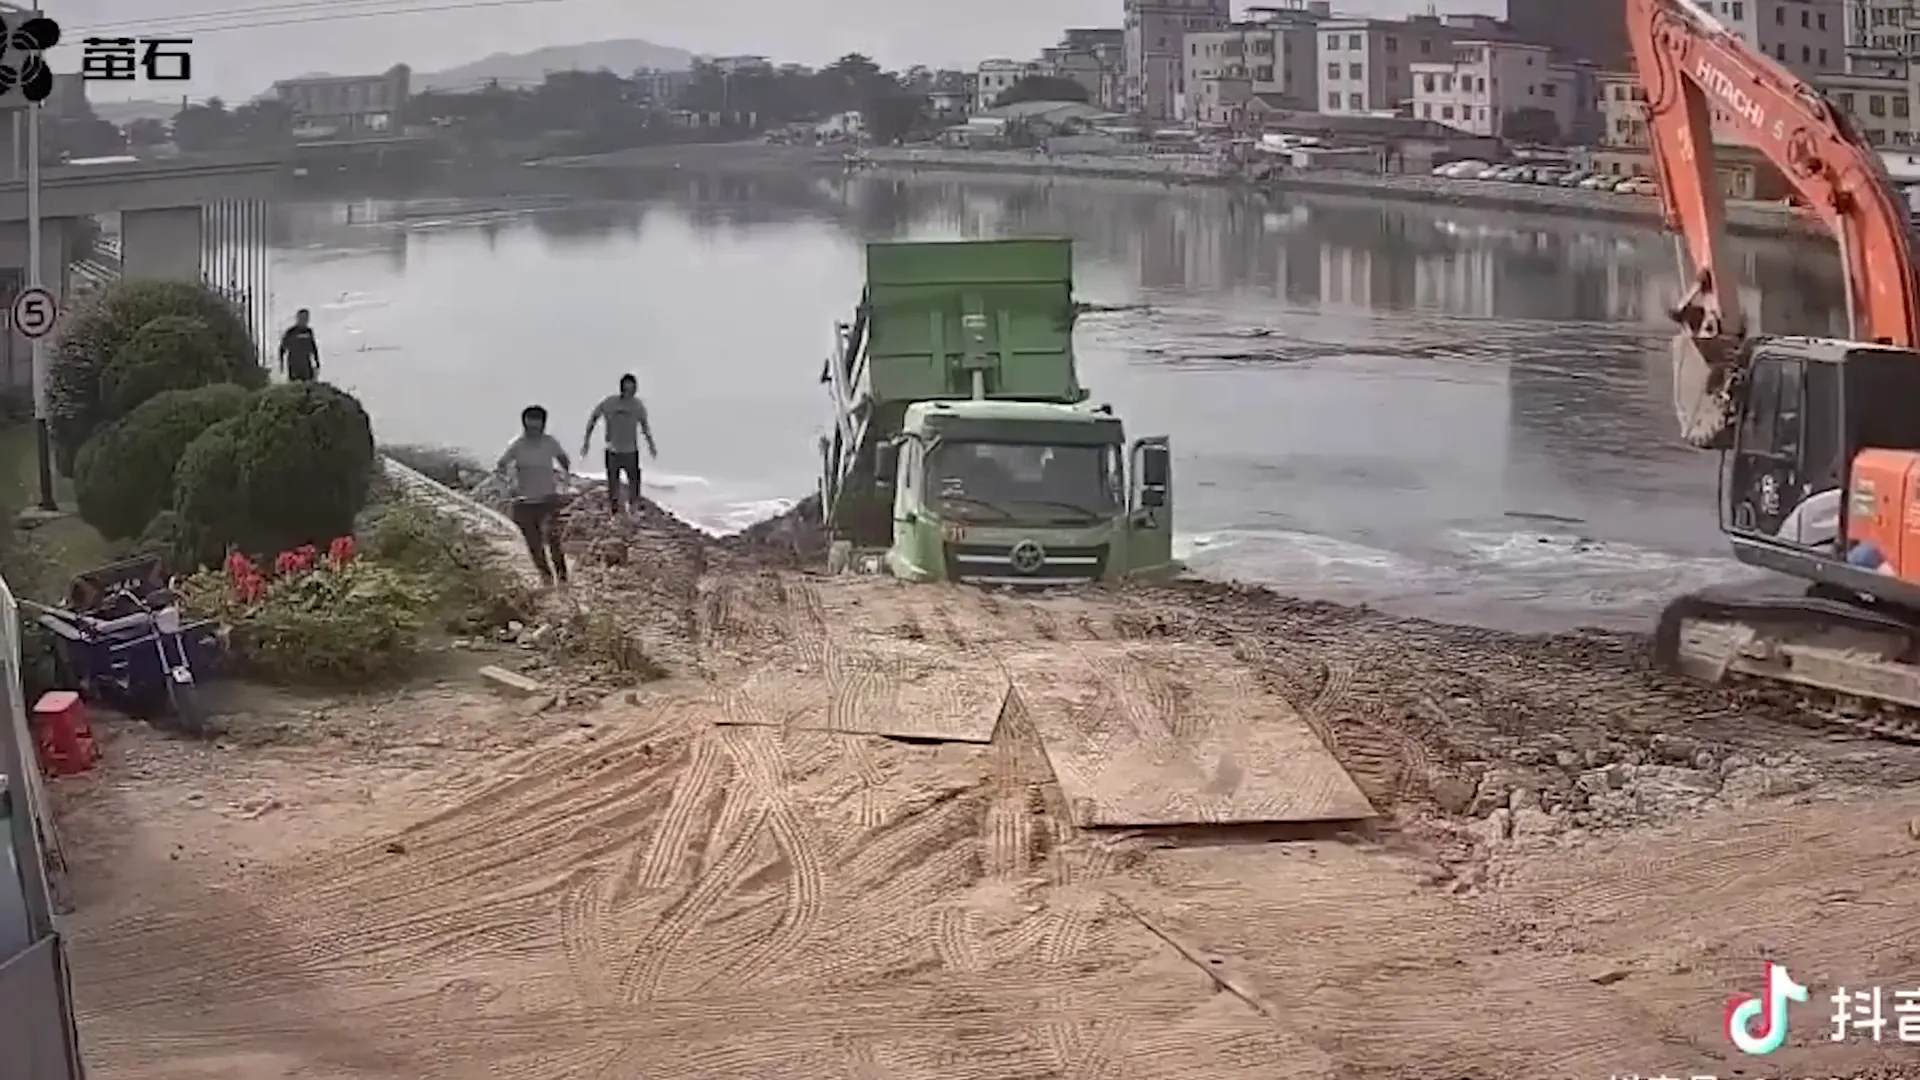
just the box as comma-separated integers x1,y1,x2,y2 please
926,441,1121,523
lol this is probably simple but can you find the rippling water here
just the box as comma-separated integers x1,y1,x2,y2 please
272,170,1853,632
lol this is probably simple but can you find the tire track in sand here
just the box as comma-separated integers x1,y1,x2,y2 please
624,727,728,898
1236,635,1425,811
840,734,892,828
983,724,1034,881
692,726,827,992
96,724,686,999
616,791,769,1003
927,903,984,972
557,865,619,1005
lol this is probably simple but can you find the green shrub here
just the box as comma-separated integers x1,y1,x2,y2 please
131,509,192,570
97,316,230,421
180,550,427,684
73,383,256,541
48,279,266,474
172,382,377,560
356,498,533,632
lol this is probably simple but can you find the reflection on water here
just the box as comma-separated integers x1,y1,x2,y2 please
274,171,1854,631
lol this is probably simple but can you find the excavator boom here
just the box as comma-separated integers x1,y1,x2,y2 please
1627,0,1920,446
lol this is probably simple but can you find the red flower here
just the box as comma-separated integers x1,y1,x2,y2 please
224,550,257,584
327,535,356,567
232,570,267,603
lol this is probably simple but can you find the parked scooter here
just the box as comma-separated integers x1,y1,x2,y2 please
22,581,221,735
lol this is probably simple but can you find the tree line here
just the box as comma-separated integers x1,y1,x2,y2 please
108,52,949,157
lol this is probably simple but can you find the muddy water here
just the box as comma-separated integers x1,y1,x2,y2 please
274,171,1850,633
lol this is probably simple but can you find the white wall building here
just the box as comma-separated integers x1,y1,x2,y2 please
1316,15,1457,115
1181,9,1324,124
1848,0,1920,55
1125,0,1231,119
1705,0,1844,77
1409,39,1573,139
975,58,1040,112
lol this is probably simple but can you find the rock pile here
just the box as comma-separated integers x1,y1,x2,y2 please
1460,731,1821,851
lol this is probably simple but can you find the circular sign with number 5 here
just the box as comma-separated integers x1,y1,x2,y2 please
10,286,55,338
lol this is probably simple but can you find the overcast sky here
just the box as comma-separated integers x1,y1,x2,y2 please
33,0,1512,103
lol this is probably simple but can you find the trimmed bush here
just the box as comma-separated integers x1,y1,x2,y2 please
97,316,229,421
48,279,267,474
173,382,377,561
73,382,256,541
171,417,248,568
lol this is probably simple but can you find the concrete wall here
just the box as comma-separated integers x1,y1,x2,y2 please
0,220,71,390
119,207,202,281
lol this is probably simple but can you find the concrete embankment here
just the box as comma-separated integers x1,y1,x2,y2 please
860,147,1815,239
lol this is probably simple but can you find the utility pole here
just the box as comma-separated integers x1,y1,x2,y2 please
26,55,51,511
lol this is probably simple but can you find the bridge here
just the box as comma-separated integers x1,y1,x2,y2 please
0,151,280,386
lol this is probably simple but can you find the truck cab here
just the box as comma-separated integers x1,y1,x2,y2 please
876,399,1173,585
819,237,1179,585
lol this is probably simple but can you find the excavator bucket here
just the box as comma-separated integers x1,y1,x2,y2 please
1670,331,1742,451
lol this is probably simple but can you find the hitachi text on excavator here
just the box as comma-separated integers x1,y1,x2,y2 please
1629,0,1920,738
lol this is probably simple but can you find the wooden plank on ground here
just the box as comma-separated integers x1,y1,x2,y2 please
1005,641,1374,827
719,637,1008,742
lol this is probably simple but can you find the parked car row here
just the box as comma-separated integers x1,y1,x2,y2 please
1430,159,1659,196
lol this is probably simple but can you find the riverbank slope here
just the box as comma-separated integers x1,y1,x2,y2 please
54,466,1920,1079
860,147,1816,239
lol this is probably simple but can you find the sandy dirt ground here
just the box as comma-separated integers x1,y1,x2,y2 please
48,500,1920,1080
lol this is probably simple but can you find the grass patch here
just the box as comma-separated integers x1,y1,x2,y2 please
0,425,118,602
354,477,536,636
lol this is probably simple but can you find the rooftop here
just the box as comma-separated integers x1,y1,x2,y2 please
978,100,1119,123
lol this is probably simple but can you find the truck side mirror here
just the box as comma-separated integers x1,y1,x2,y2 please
875,441,899,481
1141,487,1165,509
1140,444,1169,488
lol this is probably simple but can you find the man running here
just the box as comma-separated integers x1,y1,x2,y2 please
279,309,319,383
581,374,657,516
497,405,571,586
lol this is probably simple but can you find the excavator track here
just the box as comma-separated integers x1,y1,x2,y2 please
1654,581,1920,743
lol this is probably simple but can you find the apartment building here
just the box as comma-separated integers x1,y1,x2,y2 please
272,65,411,133
1849,0,1920,55
1598,70,1650,149
1316,15,1456,116
1817,50,1920,146
1409,40,1577,139
1705,0,1844,76
1180,5,1325,124
1043,28,1127,110
1125,0,1232,119
975,58,1040,112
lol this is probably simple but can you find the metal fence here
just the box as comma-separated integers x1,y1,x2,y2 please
200,200,274,368
0,573,87,1079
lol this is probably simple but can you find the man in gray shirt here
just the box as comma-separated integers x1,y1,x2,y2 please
581,373,658,516
497,404,571,586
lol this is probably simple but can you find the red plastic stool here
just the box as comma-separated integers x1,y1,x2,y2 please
31,690,98,776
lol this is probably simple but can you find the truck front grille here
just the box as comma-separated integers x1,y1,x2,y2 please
943,542,1108,586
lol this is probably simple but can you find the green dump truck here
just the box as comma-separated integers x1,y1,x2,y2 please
818,237,1176,586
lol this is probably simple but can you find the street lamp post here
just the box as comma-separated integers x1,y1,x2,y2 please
26,64,51,511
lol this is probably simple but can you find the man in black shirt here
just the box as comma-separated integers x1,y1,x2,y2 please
279,309,319,382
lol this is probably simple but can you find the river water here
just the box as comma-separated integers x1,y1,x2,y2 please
271,170,1851,633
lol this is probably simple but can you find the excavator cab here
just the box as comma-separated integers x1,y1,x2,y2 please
1723,338,1920,593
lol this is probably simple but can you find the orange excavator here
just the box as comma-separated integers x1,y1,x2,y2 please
1628,0,1920,738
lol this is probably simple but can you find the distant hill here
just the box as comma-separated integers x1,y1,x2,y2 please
417,40,695,92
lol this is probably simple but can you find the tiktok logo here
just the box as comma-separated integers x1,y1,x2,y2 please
1725,963,1810,1055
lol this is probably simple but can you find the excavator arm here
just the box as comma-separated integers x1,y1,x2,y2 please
1626,0,1920,447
